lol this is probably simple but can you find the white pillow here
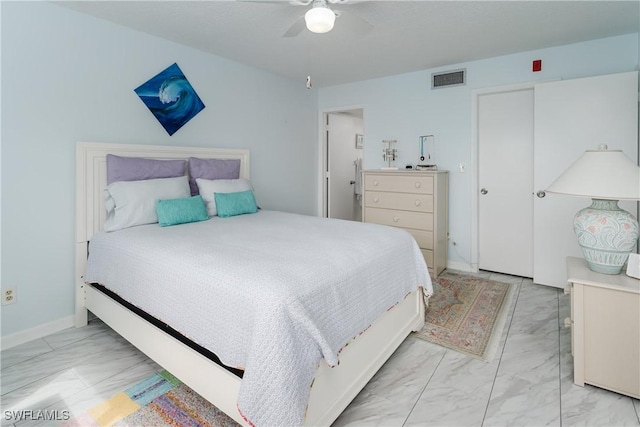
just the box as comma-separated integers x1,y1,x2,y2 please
196,178,253,217
104,176,190,232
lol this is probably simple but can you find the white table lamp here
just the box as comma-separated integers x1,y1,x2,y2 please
546,144,640,274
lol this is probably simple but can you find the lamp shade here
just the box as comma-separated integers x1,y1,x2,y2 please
305,5,335,33
546,146,640,200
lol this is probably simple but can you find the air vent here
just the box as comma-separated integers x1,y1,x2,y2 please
432,69,466,89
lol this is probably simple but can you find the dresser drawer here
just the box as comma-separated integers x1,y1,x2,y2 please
421,249,434,268
365,207,433,231
365,191,433,213
404,228,434,250
365,174,433,194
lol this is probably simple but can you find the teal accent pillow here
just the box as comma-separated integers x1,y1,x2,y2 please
214,190,258,218
156,195,209,227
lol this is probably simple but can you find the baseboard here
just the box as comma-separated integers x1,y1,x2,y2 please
0,315,75,350
446,260,476,273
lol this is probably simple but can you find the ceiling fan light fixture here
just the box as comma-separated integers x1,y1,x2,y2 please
304,4,335,34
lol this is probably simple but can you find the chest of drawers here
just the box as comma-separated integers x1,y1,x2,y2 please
362,170,448,276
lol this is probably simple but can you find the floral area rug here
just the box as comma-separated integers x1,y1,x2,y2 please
65,370,239,427
414,271,518,362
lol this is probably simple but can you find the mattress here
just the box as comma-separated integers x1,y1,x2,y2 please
84,210,432,426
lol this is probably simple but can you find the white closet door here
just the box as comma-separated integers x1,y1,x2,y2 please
478,88,534,277
534,71,638,288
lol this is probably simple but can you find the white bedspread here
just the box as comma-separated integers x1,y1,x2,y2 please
84,210,432,426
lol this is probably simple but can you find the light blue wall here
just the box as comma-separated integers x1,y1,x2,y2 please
2,0,638,340
318,33,639,270
1,2,318,337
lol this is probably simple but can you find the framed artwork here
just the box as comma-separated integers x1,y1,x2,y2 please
134,63,205,136
355,134,364,149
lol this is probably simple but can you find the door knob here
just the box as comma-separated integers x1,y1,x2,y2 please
480,188,488,195
536,190,546,198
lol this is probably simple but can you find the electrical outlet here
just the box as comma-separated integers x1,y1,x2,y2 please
2,287,16,305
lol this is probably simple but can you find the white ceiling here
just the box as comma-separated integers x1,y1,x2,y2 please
56,1,640,87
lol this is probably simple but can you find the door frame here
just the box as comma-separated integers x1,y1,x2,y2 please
470,81,539,273
318,104,365,218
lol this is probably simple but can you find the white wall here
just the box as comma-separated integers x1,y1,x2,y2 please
328,113,363,221
318,33,639,270
1,2,318,339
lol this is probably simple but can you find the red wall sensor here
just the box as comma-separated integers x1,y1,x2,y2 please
533,59,542,72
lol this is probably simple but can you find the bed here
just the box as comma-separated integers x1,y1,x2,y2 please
75,141,431,426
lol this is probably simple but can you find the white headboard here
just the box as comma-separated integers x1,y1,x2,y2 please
75,141,250,327
75,141,250,244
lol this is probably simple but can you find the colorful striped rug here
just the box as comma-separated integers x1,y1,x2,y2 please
413,270,518,362
65,370,239,427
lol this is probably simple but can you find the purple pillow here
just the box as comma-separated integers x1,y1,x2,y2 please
106,154,186,185
188,157,241,195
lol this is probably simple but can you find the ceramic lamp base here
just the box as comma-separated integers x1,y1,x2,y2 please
574,199,639,274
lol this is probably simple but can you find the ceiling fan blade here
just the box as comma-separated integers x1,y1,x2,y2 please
283,16,306,37
235,0,312,4
327,0,367,4
335,9,373,35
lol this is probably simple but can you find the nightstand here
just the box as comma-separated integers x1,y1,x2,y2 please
565,256,640,398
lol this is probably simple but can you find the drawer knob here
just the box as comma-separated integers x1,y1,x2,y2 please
415,200,421,206
415,182,422,188
373,197,379,203
563,317,572,328
373,180,379,187
393,216,399,223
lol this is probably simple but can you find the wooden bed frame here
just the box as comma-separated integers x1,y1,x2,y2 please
75,141,425,426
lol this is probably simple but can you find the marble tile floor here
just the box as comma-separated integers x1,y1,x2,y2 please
1,271,639,426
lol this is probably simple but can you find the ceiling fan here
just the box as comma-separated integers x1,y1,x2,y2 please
241,0,372,37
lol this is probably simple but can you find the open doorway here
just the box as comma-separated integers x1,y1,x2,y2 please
322,108,364,221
